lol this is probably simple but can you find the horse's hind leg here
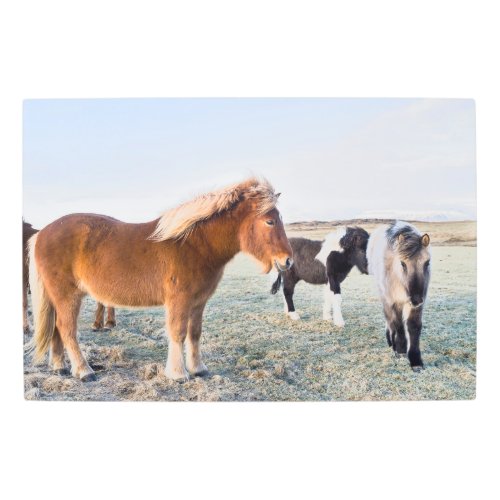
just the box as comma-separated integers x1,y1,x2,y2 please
55,294,95,381
49,327,69,375
92,302,105,331
385,323,392,346
383,301,401,352
104,307,116,329
185,303,208,377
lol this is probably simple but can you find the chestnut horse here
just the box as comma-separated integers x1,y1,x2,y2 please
28,178,293,381
23,220,115,334
91,303,116,331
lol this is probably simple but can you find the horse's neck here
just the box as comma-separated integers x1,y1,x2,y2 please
193,210,243,267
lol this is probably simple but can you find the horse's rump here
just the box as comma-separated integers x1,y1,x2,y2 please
35,213,167,308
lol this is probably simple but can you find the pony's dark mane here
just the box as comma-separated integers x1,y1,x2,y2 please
386,221,423,259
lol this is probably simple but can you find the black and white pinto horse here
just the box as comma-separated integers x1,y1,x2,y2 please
271,227,370,326
367,221,431,371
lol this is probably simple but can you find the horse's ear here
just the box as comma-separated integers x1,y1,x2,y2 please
398,233,405,244
275,192,281,199
421,234,430,247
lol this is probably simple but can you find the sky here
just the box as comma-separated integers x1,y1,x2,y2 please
23,98,476,228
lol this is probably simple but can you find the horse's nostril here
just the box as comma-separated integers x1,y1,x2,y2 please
286,257,293,269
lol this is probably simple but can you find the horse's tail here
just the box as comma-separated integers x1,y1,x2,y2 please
270,273,282,295
27,233,55,364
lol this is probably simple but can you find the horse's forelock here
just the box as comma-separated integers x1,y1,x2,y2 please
387,222,424,259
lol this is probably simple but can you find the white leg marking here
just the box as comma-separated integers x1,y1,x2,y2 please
185,339,207,375
64,339,93,379
332,294,345,328
165,340,189,381
323,285,333,320
402,303,412,353
288,311,301,320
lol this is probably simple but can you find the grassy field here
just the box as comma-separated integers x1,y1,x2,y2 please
24,221,476,401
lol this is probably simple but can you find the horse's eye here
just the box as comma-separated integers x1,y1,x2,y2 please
424,260,430,269
401,261,407,271
265,220,275,226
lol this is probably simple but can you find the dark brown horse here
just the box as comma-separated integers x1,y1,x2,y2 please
29,178,293,381
23,221,38,333
23,220,116,334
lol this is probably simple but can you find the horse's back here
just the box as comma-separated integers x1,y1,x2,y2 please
36,214,122,262
289,237,328,284
35,213,166,306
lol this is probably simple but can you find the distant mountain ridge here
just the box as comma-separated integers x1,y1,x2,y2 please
285,219,477,247
354,210,475,222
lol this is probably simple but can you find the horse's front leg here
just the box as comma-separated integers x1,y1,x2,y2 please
283,278,300,320
325,278,344,327
185,303,209,377
403,304,424,371
164,302,190,381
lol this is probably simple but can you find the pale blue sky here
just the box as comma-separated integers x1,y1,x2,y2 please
23,98,476,228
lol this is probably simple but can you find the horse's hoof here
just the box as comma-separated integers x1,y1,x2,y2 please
288,311,301,321
194,369,210,377
54,368,70,376
166,371,190,382
91,324,102,332
104,322,116,329
90,363,105,372
412,365,424,373
81,373,97,382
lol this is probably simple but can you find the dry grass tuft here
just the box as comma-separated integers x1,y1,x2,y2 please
140,363,165,380
41,376,78,392
130,383,160,401
25,387,41,400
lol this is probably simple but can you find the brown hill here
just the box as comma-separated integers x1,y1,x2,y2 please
285,219,476,246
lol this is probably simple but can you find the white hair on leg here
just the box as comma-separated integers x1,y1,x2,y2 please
402,303,412,354
322,284,333,320
288,311,301,320
332,294,345,328
165,339,189,381
315,227,347,265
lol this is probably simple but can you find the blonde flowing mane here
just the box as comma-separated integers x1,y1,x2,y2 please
149,178,279,241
